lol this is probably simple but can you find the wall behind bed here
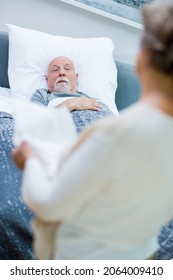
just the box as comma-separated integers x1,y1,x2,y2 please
1,0,142,65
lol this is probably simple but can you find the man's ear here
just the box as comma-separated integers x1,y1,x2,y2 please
45,75,48,81
76,73,78,81
135,49,150,78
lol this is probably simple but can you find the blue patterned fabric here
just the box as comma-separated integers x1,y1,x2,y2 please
71,101,113,133
155,218,173,260
0,112,33,259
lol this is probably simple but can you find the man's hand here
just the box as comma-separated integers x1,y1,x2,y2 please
12,142,35,170
56,96,102,112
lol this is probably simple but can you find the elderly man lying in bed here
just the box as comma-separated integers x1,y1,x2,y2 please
0,56,115,260
31,56,114,133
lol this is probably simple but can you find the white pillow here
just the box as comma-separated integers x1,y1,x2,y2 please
7,24,118,115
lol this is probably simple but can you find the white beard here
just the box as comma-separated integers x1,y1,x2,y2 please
54,81,71,93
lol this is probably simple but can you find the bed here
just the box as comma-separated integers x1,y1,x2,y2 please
0,32,34,259
0,30,173,260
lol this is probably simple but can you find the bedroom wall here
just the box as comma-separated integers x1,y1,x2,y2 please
0,0,142,65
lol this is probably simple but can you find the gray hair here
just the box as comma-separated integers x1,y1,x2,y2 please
141,0,173,74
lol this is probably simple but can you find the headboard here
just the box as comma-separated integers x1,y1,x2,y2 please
0,32,9,88
0,32,140,110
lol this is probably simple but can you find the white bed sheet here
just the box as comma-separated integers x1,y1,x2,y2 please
0,86,13,114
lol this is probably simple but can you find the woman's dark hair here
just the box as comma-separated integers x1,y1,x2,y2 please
141,0,173,75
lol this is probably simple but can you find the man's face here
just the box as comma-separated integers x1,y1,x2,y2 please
47,56,78,93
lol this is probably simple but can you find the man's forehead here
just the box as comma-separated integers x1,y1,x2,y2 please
50,62,73,68
49,57,74,68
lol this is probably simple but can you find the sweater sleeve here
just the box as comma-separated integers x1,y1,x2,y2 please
22,131,112,222
30,89,49,106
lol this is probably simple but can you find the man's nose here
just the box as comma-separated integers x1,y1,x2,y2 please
59,68,66,76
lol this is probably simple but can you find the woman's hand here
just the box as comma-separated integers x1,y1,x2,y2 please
12,141,35,170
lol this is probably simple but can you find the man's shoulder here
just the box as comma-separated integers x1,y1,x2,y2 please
34,88,49,95
30,88,50,105
32,88,50,99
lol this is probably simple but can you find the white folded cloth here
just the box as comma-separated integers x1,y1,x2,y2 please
13,101,77,178
48,96,74,109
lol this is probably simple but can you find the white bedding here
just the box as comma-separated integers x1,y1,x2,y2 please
0,88,74,114
0,87,13,114
13,102,77,178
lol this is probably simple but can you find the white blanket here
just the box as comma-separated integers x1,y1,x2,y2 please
13,101,77,178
